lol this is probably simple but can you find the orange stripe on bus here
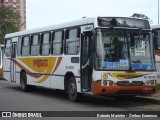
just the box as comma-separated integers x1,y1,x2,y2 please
9,57,62,83
9,59,42,78
52,57,62,74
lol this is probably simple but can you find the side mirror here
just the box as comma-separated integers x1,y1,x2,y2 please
91,36,96,52
92,29,96,52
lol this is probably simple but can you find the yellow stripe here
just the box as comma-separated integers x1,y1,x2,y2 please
34,57,57,83
19,57,58,83
111,72,143,80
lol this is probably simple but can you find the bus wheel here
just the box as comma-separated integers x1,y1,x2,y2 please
68,77,79,102
20,72,29,92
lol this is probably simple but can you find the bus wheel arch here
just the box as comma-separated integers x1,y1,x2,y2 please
64,72,74,90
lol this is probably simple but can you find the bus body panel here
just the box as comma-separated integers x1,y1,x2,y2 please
0,45,4,77
12,55,81,90
3,57,11,81
155,54,160,77
152,25,160,81
92,70,157,95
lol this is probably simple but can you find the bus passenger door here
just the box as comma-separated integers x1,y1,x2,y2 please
0,45,3,76
81,32,93,92
10,42,17,82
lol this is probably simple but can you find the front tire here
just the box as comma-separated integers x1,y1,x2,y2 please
20,72,29,92
68,76,80,102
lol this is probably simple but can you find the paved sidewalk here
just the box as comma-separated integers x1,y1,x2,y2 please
136,78,160,101
138,90,160,102
146,76,160,101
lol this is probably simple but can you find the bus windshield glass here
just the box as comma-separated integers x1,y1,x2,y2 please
95,29,155,71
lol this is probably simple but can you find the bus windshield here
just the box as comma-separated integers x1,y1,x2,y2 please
95,29,156,71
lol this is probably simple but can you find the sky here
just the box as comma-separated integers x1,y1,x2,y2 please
26,0,158,30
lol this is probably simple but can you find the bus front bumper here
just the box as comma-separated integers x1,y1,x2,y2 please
92,81,157,96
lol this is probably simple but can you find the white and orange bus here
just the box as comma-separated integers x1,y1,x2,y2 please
0,44,4,77
152,25,160,82
3,17,157,101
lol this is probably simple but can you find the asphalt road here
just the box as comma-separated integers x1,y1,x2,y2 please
0,80,160,120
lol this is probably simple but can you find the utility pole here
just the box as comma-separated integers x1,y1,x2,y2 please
158,0,159,24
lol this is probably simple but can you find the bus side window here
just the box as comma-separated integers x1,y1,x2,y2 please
41,32,50,56
157,30,160,50
4,39,11,57
31,34,40,56
17,37,22,56
21,36,30,56
153,29,160,50
52,31,63,55
65,28,80,55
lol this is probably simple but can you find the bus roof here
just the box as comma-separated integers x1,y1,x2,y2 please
5,16,150,39
151,24,160,29
5,17,96,38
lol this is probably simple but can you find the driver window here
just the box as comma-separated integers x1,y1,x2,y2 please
104,36,128,62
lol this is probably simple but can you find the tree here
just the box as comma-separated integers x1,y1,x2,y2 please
0,6,23,44
131,13,149,19
131,13,152,23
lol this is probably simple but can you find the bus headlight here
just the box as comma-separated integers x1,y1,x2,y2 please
103,80,108,85
150,80,154,85
103,80,114,86
109,81,114,86
145,81,149,85
145,80,157,86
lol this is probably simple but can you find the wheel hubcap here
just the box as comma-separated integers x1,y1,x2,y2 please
21,80,25,89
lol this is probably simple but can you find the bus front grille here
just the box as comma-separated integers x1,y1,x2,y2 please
116,90,142,95
117,81,143,86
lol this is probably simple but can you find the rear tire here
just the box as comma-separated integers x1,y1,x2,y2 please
20,72,29,92
68,76,80,102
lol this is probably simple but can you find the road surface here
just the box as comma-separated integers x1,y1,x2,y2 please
0,80,159,119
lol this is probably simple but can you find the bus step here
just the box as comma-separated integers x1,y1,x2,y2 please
82,91,93,95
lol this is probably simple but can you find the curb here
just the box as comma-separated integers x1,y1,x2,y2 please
136,96,160,104
136,91,160,104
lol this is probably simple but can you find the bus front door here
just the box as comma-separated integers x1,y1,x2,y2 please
81,32,93,92
10,42,17,82
0,46,3,76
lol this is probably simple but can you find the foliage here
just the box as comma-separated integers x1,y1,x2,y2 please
131,13,149,19
131,13,152,23
0,6,23,44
